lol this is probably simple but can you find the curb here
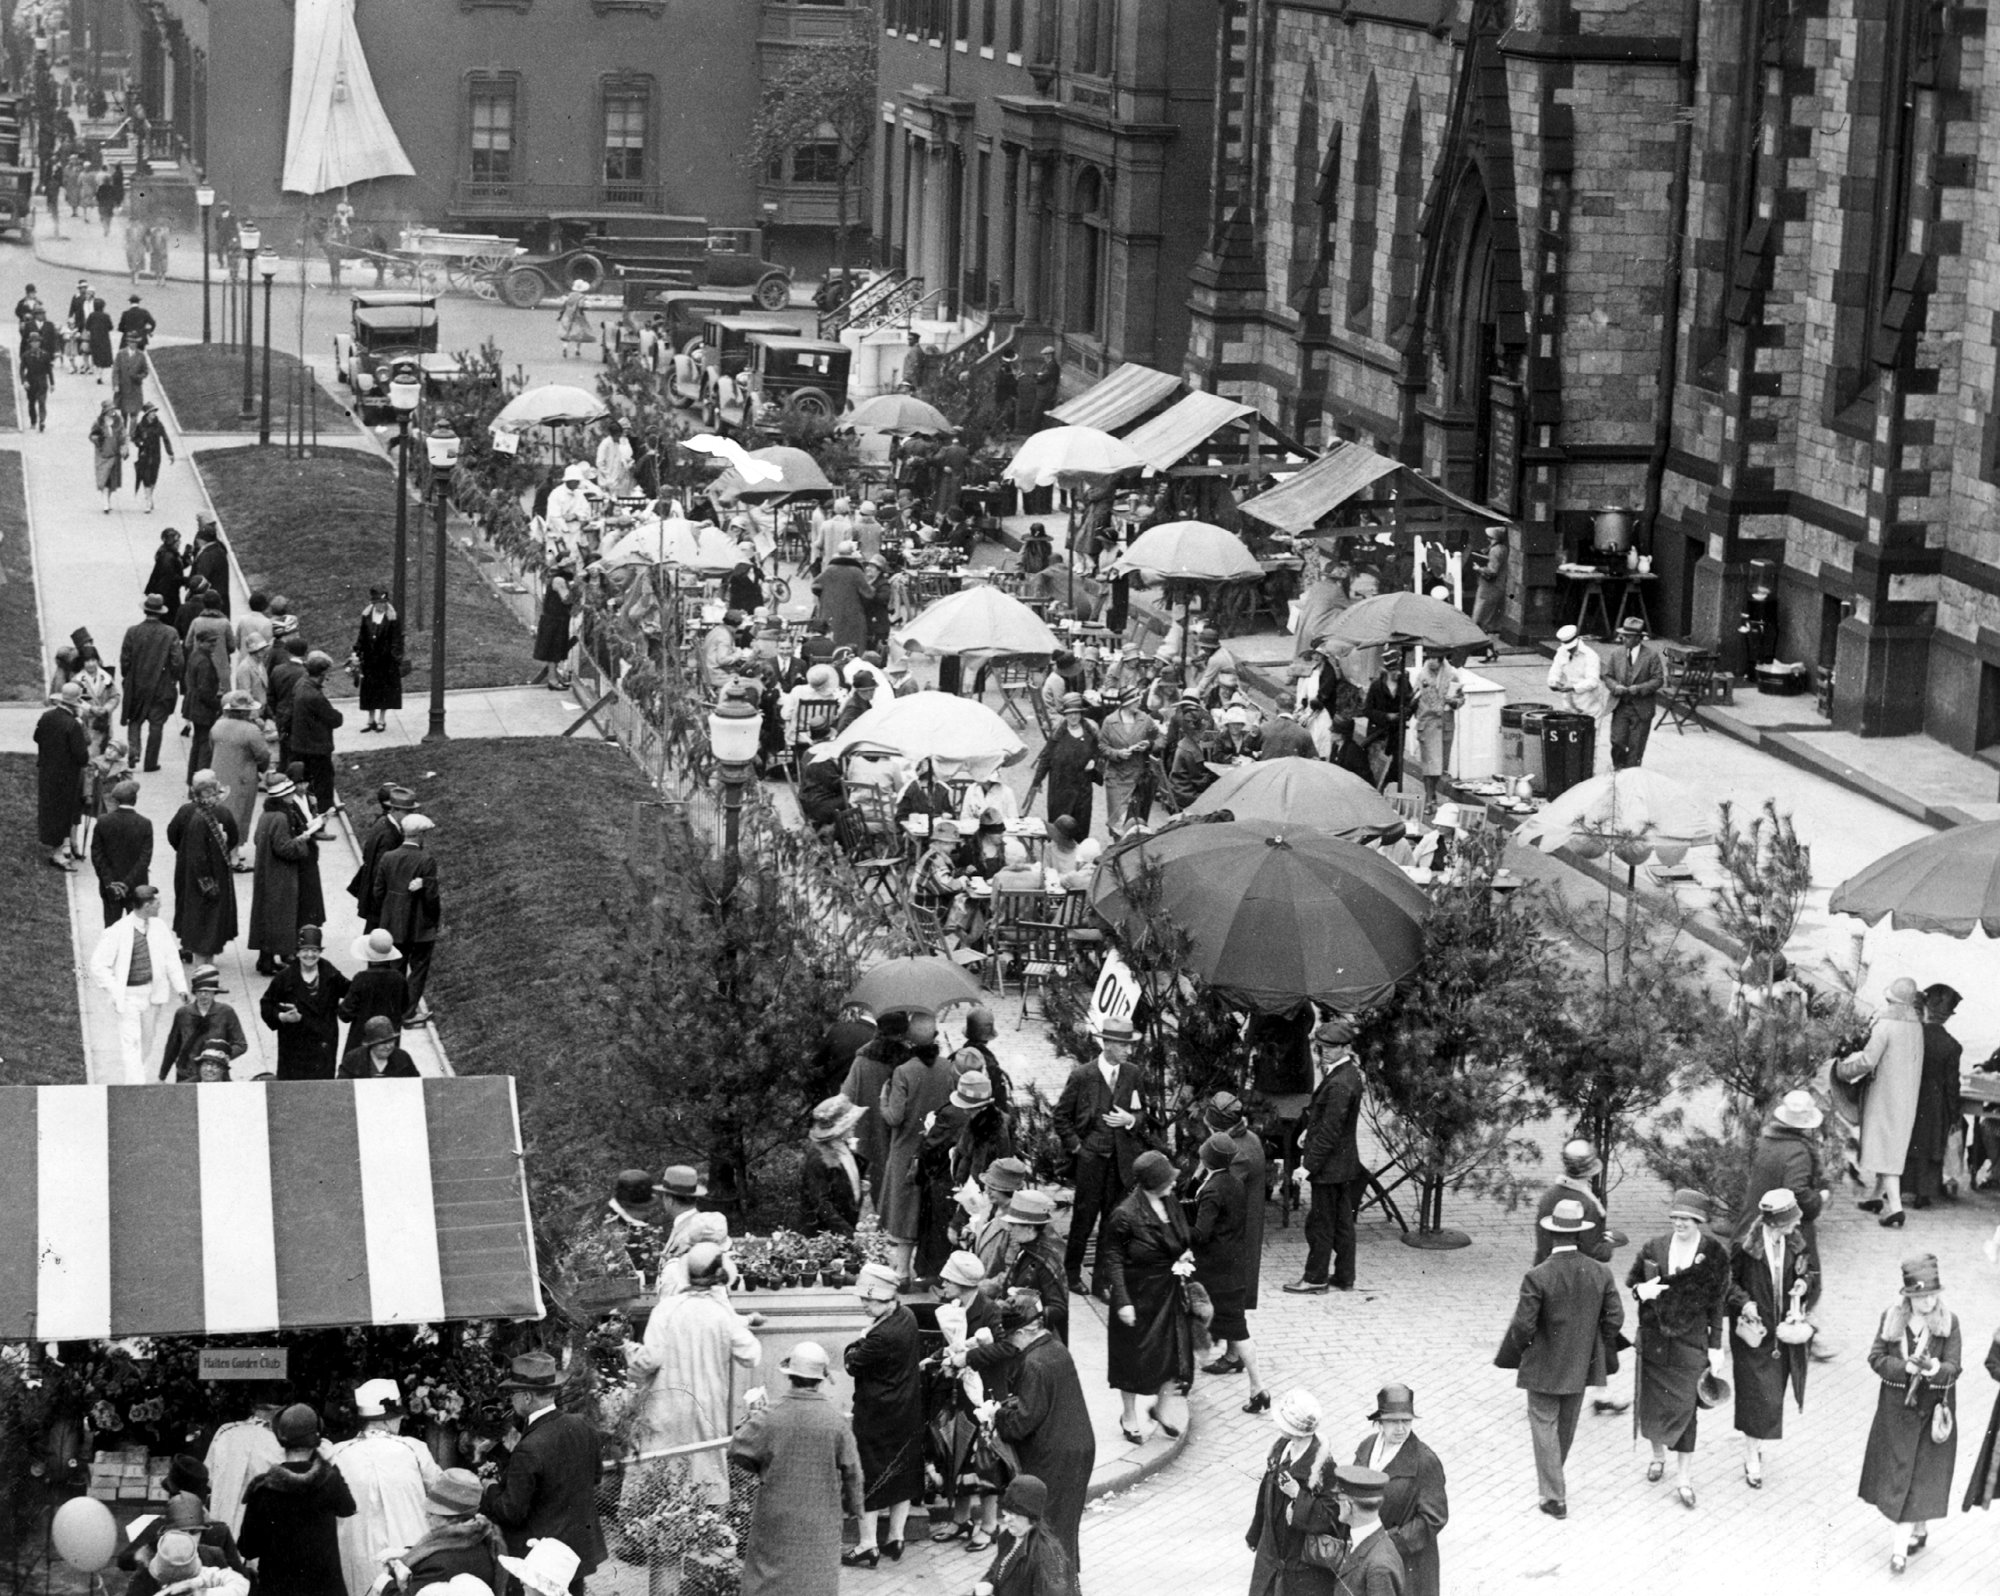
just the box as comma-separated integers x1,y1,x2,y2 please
1086,1411,1190,1501
1694,702,1969,832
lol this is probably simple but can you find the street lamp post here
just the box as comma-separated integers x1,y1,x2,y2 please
424,425,462,741
195,183,214,344
388,375,421,617
258,257,276,446
707,686,763,900
236,222,260,414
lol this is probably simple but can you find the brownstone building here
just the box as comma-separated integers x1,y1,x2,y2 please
1187,0,2000,753
874,0,1215,382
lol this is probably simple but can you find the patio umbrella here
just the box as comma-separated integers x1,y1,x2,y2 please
827,690,1027,771
839,394,955,436
1512,767,1714,866
1088,819,1429,1013
600,518,744,575
1322,592,1490,651
1829,821,2000,937
1004,425,1143,490
845,954,985,1017
710,445,835,501
1185,757,1407,842
894,585,1059,662
493,385,607,428
1109,520,1264,583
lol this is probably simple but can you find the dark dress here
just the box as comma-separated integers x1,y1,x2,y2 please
131,411,172,486
258,960,352,1081
977,1522,1078,1596
993,1330,1095,1569
1352,1433,1448,1596
353,607,405,712
1860,1308,1961,1522
247,800,312,957
1903,1019,1964,1202
796,1146,862,1235
145,544,186,613
533,572,574,665
166,800,240,957
1960,1327,2000,1511
1101,1189,1195,1394
1724,1224,1816,1441
1187,1166,1249,1343
1226,1121,1269,1311
339,965,411,1060
237,1457,356,1596
1626,1232,1729,1453
34,705,89,846
85,308,114,370
843,1303,926,1509
1031,723,1098,835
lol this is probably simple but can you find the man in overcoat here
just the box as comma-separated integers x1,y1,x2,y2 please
90,778,152,925
479,1353,606,1591
119,593,183,771
1288,1018,1367,1294
729,1342,863,1596
374,812,441,1024
1053,1014,1147,1295
34,682,90,869
347,784,415,929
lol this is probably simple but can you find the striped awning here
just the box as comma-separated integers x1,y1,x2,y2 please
1120,391,1256,473
0,1079,544,1340
1048,362,1182,433
1236,442,1403,534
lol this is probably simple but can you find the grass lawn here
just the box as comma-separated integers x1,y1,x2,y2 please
0,454,46,699
196,447,533,695
335,738,661,1202
0,348,17,429
0,754,84,1084
151,344,348,435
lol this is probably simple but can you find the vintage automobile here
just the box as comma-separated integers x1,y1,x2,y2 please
0,164,33,241
496,214,792,311
331,292,465,417
681,313,808,410
712,334,851,431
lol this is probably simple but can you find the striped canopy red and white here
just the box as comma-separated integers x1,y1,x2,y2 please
0,1078,545,1340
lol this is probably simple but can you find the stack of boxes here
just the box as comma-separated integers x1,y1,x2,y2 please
85,1450,165,1502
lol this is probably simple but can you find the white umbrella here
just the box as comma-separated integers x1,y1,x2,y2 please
893,586,1059,662
1109,520,1263,582
1513,767,1714,866
827,690,1027,772
1004,426,1143,490
600,518,744,574
493,385,608,428
838,395,955,436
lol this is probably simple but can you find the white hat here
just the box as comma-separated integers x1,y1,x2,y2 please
499,1540,581,1596
354,1377,402,1417
1556,624,1579,644
563,463,585,484
400,813,436,835
1274,1389,1322,1439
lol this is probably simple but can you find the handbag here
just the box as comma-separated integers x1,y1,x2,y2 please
1933,1395,1955,1444
1299,1531,1345,1572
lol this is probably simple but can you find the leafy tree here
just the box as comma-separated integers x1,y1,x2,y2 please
746,12,880,269
1359,829,1559,1243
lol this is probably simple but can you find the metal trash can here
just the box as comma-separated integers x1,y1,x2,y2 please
1500,702,1549,782
1540,711,1596,799
1519,707,1551,790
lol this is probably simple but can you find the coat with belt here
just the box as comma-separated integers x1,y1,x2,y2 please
1244,1434,1321,1596
1052,1059,1146,1187
375,844,441,946
166,800,240,957
118,616,183,722
479,1406,607,1571
1501,1248,1624,1394
1300,1057,1364,1187
1352,1433,1447,1596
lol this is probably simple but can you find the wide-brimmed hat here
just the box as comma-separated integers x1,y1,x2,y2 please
1560,1139,1602,1179
612,1169,661,1216
1540,1197,1590,1233
1004,1190,1055,1226
808,1096,866,1142
1368,1384,1417,1422
272,1403,321,1448
1667,1188,1712,1223
983,1156,1032,1193
351,928,401,964
950,1071,995,1110
940,1251,986,1289
1000,1474,1048,1519
781,1341,831,1382
149,1531,204,1585
1901,1252,1943,1297
499,1539,581,1596
853,1262,902,1302
498,1351,564,1391
258,771,296,796
660,1165,705,1198
353,1378,401,1417
361,1016,398,1046
1772,1089,1823,1131
426,1468,484,1516
143,593,168,615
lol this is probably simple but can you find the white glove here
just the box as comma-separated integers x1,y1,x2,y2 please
742,1385,768,1411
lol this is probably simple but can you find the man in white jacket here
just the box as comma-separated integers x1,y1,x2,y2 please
89,885,187,1083
1546,625,1613,775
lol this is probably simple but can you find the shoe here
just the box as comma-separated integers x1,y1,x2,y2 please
839,1548,878,1569
1744,1463,1762,1489
1890,1555,1907,1574
1645,1461,1663,1483
1909,1531,1928,1555
965,1531,993,1553
1203,1355,1245,1375
1282,1279,1331,1295
1243,1390,1271,1415
1119,1424,1145,1445
1066,1277,1088,1295
1539,1500,1566,1520
1857,1197,1885,1214
1591,1396,1631,1415
881,1541,903,1563
930,1523,972,1545
1911,1196,1932,1210
1158,1419,1182,1438
1880,1211,1906,1229
1675,1484,1696,1510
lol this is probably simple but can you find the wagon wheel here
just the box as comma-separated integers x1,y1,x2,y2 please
443,259,478,293
469,275,501,302
411,259,446,294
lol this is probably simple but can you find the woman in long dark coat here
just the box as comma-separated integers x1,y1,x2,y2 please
1904,984,1964,1204
339,931,411,1060
1102,1150,1195,1443
350,589,404,733
992,1289,1095,1570
1959,1321,2000,1514
796,1096,864,1236
257,927,350,1080
247,777,319,973
1626,1188,1730,1508
1024,696,1098,837
1724,1188,1818,1487
1244,1390,1322,1596
975,1475,1078,1596
1188,1132,1268,1414
841,1264,924,1567
145,527,187,614
1348,1384,1448,1596
166,774,240,958
533,564,575,689
34,691,89,868
1860,1252,1961,1572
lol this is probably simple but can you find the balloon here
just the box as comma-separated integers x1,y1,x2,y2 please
52,1496,118,1572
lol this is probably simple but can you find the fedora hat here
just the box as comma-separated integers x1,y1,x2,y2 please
982,1156,1031,1193
660,1164,706,1198
426,1468,485,1516
498,1351,564,1392
1368,1383,1417,1422
1772,1089,1823,1131
499,1539,581,1596
143,593,168,615
351,928,402,964
1004,1190,1055,1226
1667,1188,1712,1223
950,1071,995,1110
1097,1013,1136,1043
781,1341,831,1381
612,1169,661,1217
1540,1197,1590,1234
808,1096,866,1143
1617,615,1647,637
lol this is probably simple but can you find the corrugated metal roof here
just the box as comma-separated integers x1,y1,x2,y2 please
1120,391,1257,473
1048,362,1182,432
1236,442,1403,534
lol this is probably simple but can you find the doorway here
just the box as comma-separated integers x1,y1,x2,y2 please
1977,661,2000,752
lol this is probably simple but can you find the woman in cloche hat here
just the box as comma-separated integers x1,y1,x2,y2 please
1860,1252,1960,1572
1724,1188,1817,1489
1245,1390,1322,1596
798,1095,867,1237
1345,1385,1447,1596
1626,1189,1731,1508
974,1474,1075,1596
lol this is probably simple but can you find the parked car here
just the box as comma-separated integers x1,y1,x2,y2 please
331,292,464,416
684,314,809,410
495,214,792,311
714,334,850,431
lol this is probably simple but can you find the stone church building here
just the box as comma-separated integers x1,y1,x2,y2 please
1185,0,2000,753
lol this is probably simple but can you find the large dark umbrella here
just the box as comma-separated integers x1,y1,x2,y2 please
1829,821,2000,937
1322,592,1490,651
1088,820,1428,1013
1185,757,1407,842
845,955,985,1017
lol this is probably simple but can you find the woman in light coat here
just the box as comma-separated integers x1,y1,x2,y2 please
1853,977,1929,1227
624,1242,762,1504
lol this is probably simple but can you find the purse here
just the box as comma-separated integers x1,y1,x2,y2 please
1299,1532,1345,1572
1933,1396,1955,1444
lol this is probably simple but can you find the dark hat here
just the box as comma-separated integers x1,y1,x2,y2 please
130,884,159,905
1667,1188,1712,1223
660,1164,706,1198
1695,1369,1731,1409
999,1287,1046,1330
190,966,222,992
271,1403,321,1448
382,784,419,812
1132,1150,1176,1194
1924,982,1963,1012
876,1010,911,1038
982,1156,1032,1193
361,1015,398,1046
1000,1474,1048,1519
162,1492,206,1530
166,1454,209,1498
964,1005,997,1043
1368,1384,1417,1422
143,593,167,615
296,925,323,950
1051,815,1082,845
613,1169,661,1216
497,1351,564,1391
1901,1252,1943,1297
1204,1091,1247,1131
1198,1131,1237,1170
1331,1464,1389,1508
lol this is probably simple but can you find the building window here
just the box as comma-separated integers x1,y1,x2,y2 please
1386,91,1423,336
1070,165,1108,338
1346,77,1380,333
1076,0,1111,74
792,141,842,184
1033,0,1056,63
973,144,992,307
1008,0,1023,53
884,0,900,28
467,76,518,189
603,87,648,190
955,0,969,43
1287,76,1320,305
981,0,996,49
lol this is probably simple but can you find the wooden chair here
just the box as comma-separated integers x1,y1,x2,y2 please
1016,896,1084,1015
1655,651,1715,734
991,657,1037,728
772,696,838,785
986,889,1060,994
1030,683,1058,742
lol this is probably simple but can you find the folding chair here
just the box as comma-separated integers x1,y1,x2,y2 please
1655,651,1715,734
986,890,1059,994
1017,903,1081,1016
991,657,1037,728
1030,684,1057,742
774,697,839,785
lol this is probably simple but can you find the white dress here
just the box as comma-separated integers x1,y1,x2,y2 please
203,1417,285,1537
328,1429,438,1596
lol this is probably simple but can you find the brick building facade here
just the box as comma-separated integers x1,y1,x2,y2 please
1187,0,2000,752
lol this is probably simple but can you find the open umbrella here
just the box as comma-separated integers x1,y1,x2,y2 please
827,690,1026,771
846,955,985,1017
1109,520,1264,583
1512,767,1714,866
600,518,744,575
839,394,955,436
893,586,1059,662
1322,592,1490,651
1004,426,1143,490
1829,821,2000,937
493,385,608,428
1186,757,1407,842
709,445,835,501
1088,820,1429,1013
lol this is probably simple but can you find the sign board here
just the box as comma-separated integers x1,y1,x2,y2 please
198,1348,289,1381
1088,949,1142,1033
1485,378,1521,517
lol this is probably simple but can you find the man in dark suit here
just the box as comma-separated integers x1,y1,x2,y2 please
89,779,152,925
1532,1140,1617,1265
1287,1017,1367,1294
189,517,231,614
480,1353,606,1592
1502,1197,1625,1518
119,594,184,773
374,813,441,1025
1601,615,1666,769
346,783,415,929
1327,1464,1406,1594
1054,1014,1147,1295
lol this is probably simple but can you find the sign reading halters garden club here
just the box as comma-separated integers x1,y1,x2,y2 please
197,1348,288,1381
